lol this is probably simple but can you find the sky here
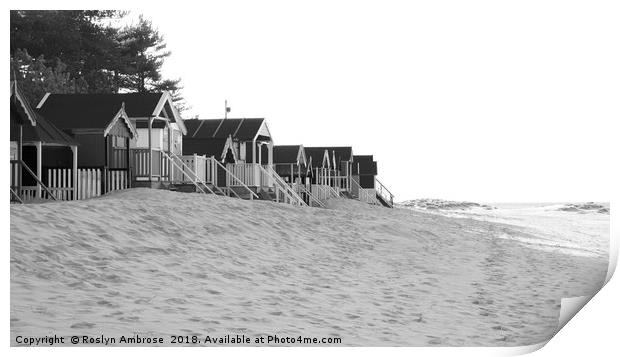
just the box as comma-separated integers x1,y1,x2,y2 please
112,1,617,202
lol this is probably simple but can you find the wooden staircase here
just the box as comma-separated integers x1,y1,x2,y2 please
258,165,307,206
375,178,394,208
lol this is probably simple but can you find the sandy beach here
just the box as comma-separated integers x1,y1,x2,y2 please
10,189,609,346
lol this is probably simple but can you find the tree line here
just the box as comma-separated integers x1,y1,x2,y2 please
10,10,187,112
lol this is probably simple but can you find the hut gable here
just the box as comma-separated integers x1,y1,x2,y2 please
10,81,37,126
103,108,138,139
10,82,77,146
304,147,330,169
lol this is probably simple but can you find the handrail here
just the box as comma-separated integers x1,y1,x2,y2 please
161,152,210,195
213,160,259,200
350,176,380,205
327,185,340,198
258,166,300,205
205,156,234,197
349,176,363,198
260,165,307,206
10,188,24,203
375,178,394,197
375,178,394,206
11,159,57,200
295,183,324,208
167,152,219,195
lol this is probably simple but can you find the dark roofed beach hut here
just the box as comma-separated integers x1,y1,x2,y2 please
181,118,305,205
184,118,273,164
10,81,79,202
273,145,307,184
37,92,184,189
351,154,394,208
182,119,239,190
37,93,138,197
304,146,353,195
183,118,274,191
352,155,377,189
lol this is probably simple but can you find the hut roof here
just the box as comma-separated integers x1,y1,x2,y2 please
353,155,377,175
10,82,78,146
19,112,79,146
304,147,328,168
305,146,353,168
273,145,304,164
184,137,228,157
37,92,184,134
185,118,269,141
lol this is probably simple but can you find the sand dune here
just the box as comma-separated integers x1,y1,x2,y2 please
10,189,608,346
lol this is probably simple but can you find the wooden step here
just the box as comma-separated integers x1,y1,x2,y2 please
258,189,276,201
229,186,258,200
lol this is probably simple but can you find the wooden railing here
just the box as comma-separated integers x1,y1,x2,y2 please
216,161,258,199
293,182,325,208
258,165,306,206
375,178,394,207
359,188,380,205
314,167,349,193
161,151,213,195
47,168,74,200
260,165,274,187
77,168,102,199
175,154,210,184
105,169,128,194
10,157,131,202
226,163,260,187
331,175,350,192
350,176,380,205
311,184,339,201
130,148,171,182
10,160,57,202
10,188,23,203
131,148,151,180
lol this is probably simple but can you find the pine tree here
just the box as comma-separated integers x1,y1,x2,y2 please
10,49,88,104
10,10,124,94
117,15,187,111
10,11,187,112
118,16,170,92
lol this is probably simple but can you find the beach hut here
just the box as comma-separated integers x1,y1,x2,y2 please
352,154,394,208
181,118,305,205
304,146,353,195
36,93,139,196
183,118,274,188
10,81,79,202
37,92,184,189
273,145,307,184
182,119,239,191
